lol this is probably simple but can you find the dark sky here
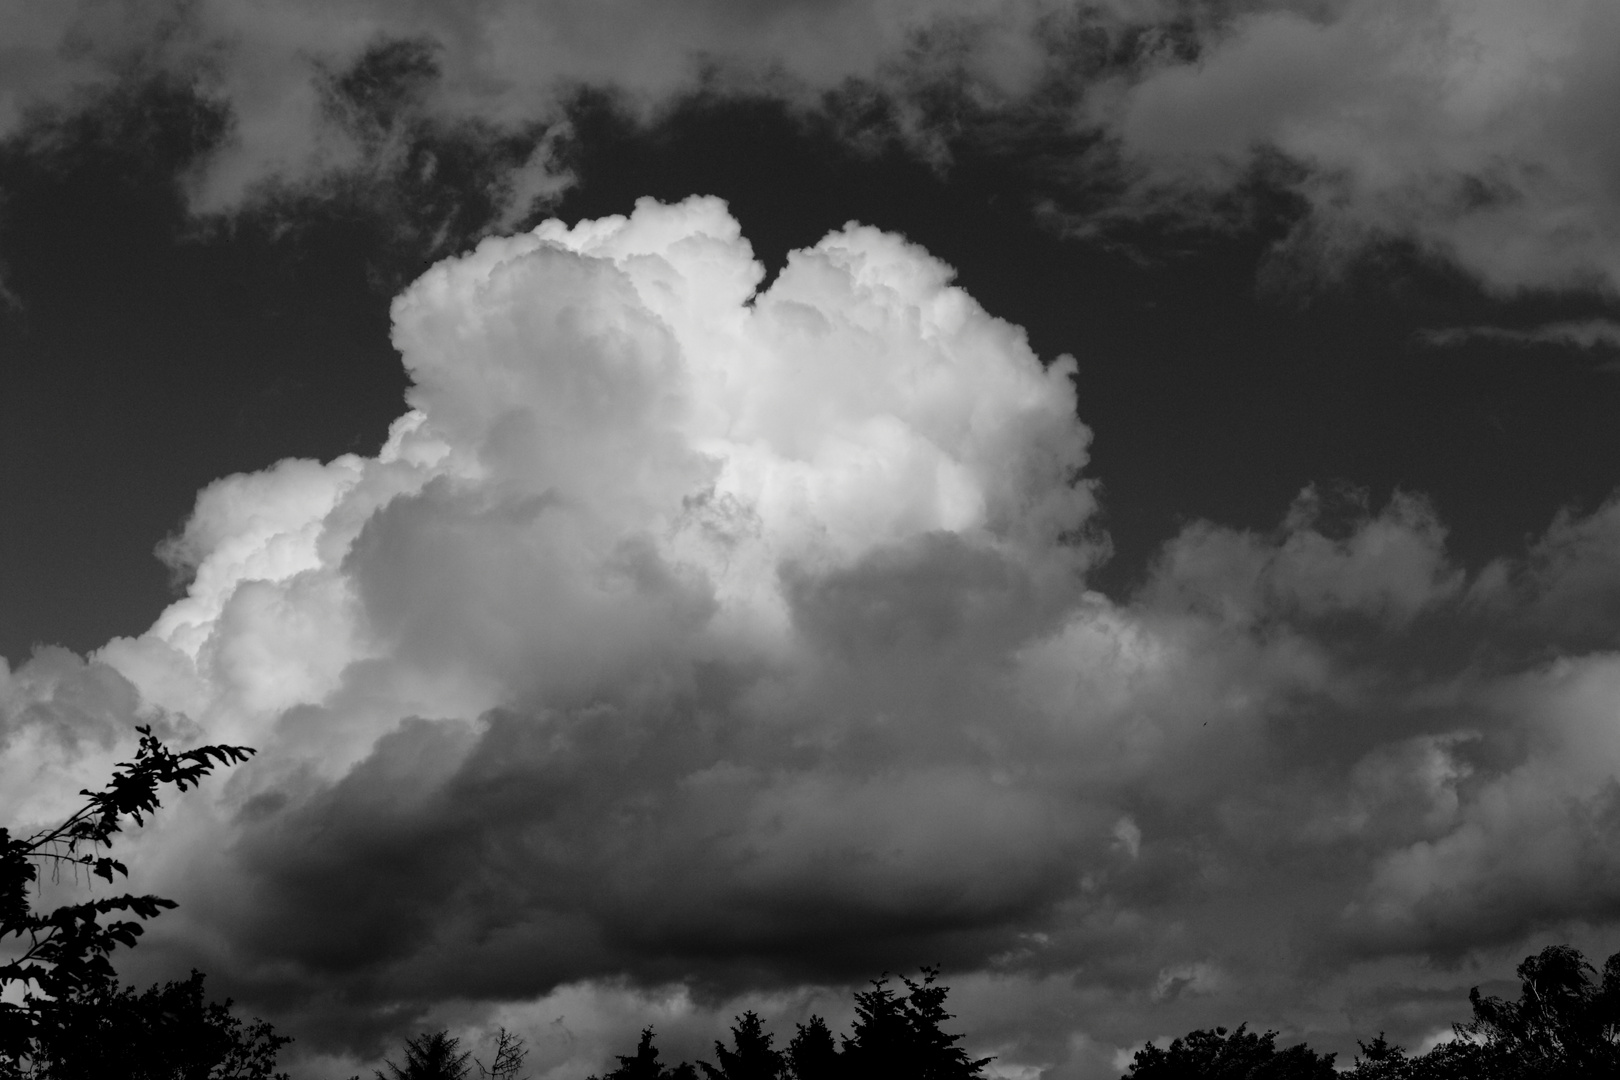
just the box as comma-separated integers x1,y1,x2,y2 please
6,5,1620,1079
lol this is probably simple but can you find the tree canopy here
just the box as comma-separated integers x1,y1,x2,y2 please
0,725,284,1078
1122,1024,1337,1079
1125,944,1620,1080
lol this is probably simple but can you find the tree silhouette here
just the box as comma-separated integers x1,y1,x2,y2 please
897,969,994,1079
1345,1033,1411,1080
0,725,262,1074
588,1028,697,1080
584,971,993,1080
377,1031,473,1080
840,969,991,1079
477,1028,530,1080
840,974,909,1076
1455,944,1620,1079
15,967,288,1080
1131,945,1620,1080
785,1016,839,1080
1122,1024,1337,1079
699,1011,785,1080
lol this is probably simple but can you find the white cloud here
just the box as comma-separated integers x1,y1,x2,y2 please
0,196,1099,1056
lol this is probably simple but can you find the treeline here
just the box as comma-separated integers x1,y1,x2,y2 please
1122,944,1620,1080
6,731,1620,1079
365,967,990,1080
561,943,1620,1080
583,968,991,1080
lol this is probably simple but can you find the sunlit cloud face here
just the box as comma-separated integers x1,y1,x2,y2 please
3,194,1620,1078
0,195,1102,1052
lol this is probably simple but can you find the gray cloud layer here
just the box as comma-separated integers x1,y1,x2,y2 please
10,1,1620,296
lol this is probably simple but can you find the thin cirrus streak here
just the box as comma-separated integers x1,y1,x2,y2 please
4,194,1620,1077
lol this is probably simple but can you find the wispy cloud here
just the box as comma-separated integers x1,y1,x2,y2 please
1418,319,1620,352
1082,1,1620,294
10,2,1620,299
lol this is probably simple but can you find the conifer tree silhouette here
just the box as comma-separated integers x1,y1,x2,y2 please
699,1011,785,1080
786,1016,840,1080
376,1031,473,1080
840,968,990,1079
589,1028,697,1080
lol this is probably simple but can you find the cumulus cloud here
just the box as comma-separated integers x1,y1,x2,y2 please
6,197,1620,1077
5,196,1101,1066
1139,488,1462,628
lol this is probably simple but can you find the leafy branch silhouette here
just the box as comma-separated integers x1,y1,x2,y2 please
0,724,254,1061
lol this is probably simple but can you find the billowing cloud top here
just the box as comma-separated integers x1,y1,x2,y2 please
6,195,1097,1066
7,194,1620,1078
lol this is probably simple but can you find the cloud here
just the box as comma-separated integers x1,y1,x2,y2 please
1086,0,1620,294
12,0,1620,304
7,196,1620,1077
1345,654,1620,956
1139,487,1462,628
5,195,1103,1064
0,0,1070,233
1418,319,1620,353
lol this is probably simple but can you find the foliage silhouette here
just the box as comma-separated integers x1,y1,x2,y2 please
784,1016,839,1080
377,1031,474,1080
588,1028,697,1080
0,725,264,1075
1459,943,1620,1077
1131,945,1620,1079
1122,1023,1337,1079
699,1011,785,1080
1337,944,1620,1079
8,968,288,1080
476,1028,530,1080
585,969,987,1080
841,968,992,1080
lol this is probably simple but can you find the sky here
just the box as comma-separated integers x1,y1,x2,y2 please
4,1,1620,1077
